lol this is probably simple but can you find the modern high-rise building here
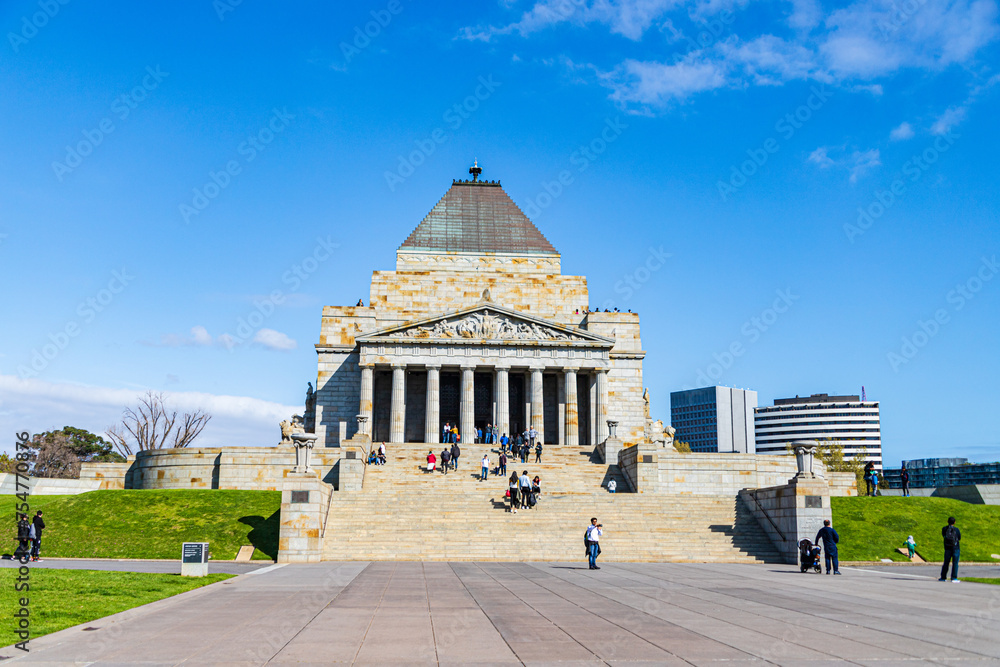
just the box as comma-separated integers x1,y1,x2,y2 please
669,386,757,453
754,393,883,467
883,458,1000,489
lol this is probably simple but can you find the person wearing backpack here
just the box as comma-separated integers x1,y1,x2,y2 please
940,517,961,582
535,441,543,463
450,442,460,470
15,514,32,563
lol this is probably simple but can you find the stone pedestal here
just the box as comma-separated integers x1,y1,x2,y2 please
337,448,365,492
740,474,832,565
597,436,623,466
277,471,331,564
618,441,659,493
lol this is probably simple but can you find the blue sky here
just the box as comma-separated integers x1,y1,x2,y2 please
1,0,997,464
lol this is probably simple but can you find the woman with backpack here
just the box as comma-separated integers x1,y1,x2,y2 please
508,472,520,514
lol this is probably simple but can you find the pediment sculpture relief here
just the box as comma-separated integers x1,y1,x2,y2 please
386,310,581,341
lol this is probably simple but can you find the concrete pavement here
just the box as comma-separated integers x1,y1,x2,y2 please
3,561,999,665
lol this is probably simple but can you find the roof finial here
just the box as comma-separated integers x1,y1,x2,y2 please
469,158,482,182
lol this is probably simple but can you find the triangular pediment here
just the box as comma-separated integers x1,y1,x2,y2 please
357,303,614,346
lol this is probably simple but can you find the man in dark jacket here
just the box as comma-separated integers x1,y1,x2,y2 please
450,442,460,470
15,514,32,563
815,519,841,575
31,510,45,561
940,517,961,582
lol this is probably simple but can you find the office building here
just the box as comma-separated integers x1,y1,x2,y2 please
754,393,882,466
883,458,1000,488
670,386,757,453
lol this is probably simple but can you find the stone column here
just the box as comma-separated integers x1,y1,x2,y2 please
390,364,405,443
530,367,544,444
496,366,510,439
359,364,374,436
564,368,579,447
424,365,440,444
460,365,475,445
557,373,565,445
596,368,609,443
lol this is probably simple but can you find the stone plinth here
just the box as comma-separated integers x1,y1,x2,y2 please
618,441,659,493
277,471,332,564
337,448,365,492
740,475,832,565
595,436,623,466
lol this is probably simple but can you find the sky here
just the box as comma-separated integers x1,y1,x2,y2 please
1,0,998,465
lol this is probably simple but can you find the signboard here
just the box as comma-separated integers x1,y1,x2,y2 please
182,542,209,563
181,542,209,577
291,490,309,503
805,495,823,509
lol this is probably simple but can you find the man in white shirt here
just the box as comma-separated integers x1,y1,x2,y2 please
528,426,537,446
586,518,603,570
481,454,489,481
519,471,532,509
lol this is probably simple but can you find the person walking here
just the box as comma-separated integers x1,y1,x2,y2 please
586,518,603,570
900,465,910,497
940,516,961,582
15,514,31,563
500,433,509,453
508,473,520,513
451,441,460,470
871,468,881,496
31,510,45,562
451,425,459,445
476,427,483,444
498,451,507,478
607,479,617,493
535,441,543,463
440,447,451,474
519,470,532,509
481,454,490,481
815,519,841,575
443,422,451,444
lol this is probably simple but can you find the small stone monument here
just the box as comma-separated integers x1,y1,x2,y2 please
792,440,820,478
181,542,209,577
291,431,319,473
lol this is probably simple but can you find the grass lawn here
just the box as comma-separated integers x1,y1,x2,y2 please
962,578,1000,586
832,496,1000,562
0,568,233,647
1,490,280,560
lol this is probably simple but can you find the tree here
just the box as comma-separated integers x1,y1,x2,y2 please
0,453,15,474
106,391,212,456
674,440,692,454
25,427,125,479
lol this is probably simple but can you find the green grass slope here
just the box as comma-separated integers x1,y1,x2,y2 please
0,569,233,647
3,490,280,560
832,496,1000,562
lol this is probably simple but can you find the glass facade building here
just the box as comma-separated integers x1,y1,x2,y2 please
669,386,757,453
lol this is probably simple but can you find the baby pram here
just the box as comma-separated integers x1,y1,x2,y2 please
798,538,822,573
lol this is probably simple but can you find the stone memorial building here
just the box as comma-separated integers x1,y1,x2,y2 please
312,167,647,448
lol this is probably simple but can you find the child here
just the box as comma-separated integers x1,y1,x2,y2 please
905,535,917,559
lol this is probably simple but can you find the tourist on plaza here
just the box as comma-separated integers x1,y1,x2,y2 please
481,454,490,481
443,422,451,444
515,432,524,450
900,465,910,497
451,426,459,444
521,443,530,464
535,441,543,463
476,427,482,444
940,517,961,582
519,470,532,509
607,479,617,493
440,447,451,474
492,424,499,444
532,475,541,500
450,442,460,470
426,450,436,472
498,451,507,477
814,519,841,575
528,426,537,446
508,473,520,513
586,518,603,569
500,433,509,453
30,510,44,562
485,423,493,444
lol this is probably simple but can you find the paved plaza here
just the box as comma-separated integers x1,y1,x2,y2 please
3,561,999,665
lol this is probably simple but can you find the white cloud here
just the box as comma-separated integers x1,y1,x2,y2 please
0,375,301,455
605,56,728,106
788,0,823,31
464,0,682,41
931,106,968,134
252,328,298,351
807,145,880,182
890,121,915,140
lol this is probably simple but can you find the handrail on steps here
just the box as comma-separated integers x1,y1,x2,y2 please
743,489,785,542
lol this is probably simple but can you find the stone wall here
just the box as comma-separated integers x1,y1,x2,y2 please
618,442,659,493
739,476,833,564
316,348,362,446
0,474,102,495
657,452,855,497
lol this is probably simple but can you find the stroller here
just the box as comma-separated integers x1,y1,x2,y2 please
798,538,822,573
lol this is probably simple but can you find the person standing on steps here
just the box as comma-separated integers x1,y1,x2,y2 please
940,516,961,582
586,518,603,569
528,425,537,447
508,472,520,513
481,453,490,481
519,470,532,509
485,423,493,444
815,519,841,575
451,441,460,471
443,422,451,444
440,447,451,474
498,450,507,478
535,441,543,463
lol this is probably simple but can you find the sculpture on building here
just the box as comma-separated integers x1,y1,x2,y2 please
388,310,578,342
279,414,307,445
642,387,678,450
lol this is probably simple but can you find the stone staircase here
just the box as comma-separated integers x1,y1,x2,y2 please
322,442,781,563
